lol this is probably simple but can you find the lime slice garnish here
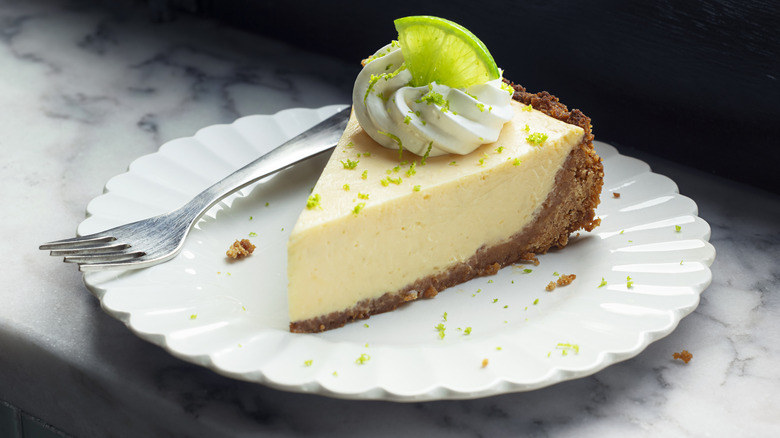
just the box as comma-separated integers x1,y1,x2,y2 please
394,16,500,89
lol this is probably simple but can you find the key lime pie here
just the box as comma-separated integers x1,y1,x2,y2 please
287,16,603,332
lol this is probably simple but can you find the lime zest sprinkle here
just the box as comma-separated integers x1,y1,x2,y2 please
521,104,533,112
449,161,457,166
403,115,412,124
364,65,408,102
306,193,322,210
526,132,549,145
523,268,533,274
495,146,505,153
189,314,197,320
463,327,472,335
435,323,446,339
352,202,366,216
376,130,403,150
406,161,417,177
533,298,539,305
598,277,608,288
343,184,350,191
492,298,498,303
556,343,580,355
500,81,515,94
364,74,381,103
303,360,313,367
361,170,368,180
358,192,369,200
416,87,450,112
413,185,421,192
364,323,369,328
249,216,253,220
675,225,682,232
383,176,403,186
523,124,530,132
248,232,257,237
442,312,448,322
421,142,433,165
355,353,371,365
332,371,338,377
627,275,634,288
265,202,270,207
341,159,359,169
513,158,522,166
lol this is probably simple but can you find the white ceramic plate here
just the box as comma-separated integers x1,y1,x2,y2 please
83,105,715,401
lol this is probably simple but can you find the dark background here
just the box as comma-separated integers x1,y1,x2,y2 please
147,0,779,194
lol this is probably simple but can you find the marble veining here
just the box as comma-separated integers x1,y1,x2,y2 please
1,0,778,437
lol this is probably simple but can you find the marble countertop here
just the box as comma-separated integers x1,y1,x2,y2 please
2,1,778,437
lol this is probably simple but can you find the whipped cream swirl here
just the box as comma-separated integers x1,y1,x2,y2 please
352,43,513,157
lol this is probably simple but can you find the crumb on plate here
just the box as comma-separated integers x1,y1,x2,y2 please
557,273,576,286
546,273,576,291
226,239,255,259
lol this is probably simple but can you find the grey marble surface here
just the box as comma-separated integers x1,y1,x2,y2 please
1,0,778,436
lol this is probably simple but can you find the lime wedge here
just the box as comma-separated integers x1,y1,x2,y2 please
394,16,500,89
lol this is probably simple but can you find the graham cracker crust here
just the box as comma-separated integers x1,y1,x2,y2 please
289,84,604,333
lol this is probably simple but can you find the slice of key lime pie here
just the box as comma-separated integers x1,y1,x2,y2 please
287,16,603,332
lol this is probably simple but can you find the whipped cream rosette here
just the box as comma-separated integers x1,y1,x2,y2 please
352,43,513,157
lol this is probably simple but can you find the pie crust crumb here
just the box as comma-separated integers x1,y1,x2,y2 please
226,239,255,259
673,350,693,364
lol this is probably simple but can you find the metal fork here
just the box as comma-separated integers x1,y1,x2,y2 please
40,106,350,271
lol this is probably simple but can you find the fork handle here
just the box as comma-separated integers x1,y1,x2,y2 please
181,106,351,225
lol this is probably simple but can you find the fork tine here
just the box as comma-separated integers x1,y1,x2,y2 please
49,242,131,256
64,250,145,264
40,234,116,250
77,256,156,272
